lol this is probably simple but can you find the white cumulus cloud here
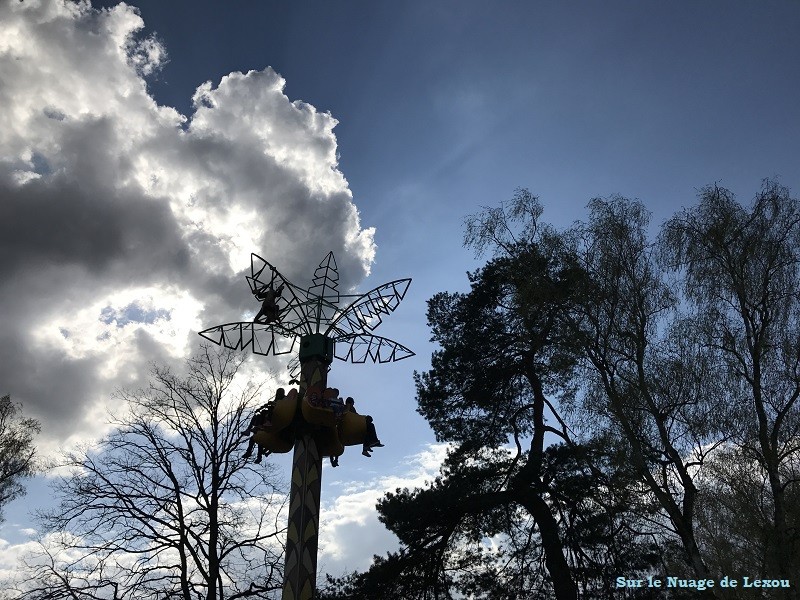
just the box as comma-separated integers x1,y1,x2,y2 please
317,443,451,576
0,0,376,450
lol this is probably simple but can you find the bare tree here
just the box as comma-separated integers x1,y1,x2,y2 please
0,394,39,521
571,197,730,597
661,180,800,597
16,347,286,600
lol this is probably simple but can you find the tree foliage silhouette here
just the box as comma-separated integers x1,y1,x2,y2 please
323,181,800,600
322,191,662,600
0,394,39,522
660,180,800,595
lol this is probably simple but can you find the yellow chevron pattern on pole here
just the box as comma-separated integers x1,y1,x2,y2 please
282,358,327,600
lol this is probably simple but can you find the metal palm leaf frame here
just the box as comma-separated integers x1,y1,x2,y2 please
199,252,414,375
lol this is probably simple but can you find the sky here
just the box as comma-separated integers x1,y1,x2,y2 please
1,0,800,586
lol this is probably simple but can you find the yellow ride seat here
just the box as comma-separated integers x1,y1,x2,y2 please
251,388,298,454
271,388,299,430
252,429,293,453
338,412,367,446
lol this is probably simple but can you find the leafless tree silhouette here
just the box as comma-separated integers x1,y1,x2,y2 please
16,347,287,600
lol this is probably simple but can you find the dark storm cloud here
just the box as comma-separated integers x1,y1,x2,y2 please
0,327,95,432
0,175,190,281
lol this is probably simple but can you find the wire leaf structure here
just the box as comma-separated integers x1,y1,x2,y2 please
199,252,414,373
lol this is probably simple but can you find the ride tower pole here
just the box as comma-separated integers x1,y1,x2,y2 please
283,334,333,600
198,252,414,600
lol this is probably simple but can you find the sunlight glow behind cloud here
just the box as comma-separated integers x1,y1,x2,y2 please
0,0,376,449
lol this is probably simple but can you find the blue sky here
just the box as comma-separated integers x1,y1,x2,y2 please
107,1,799,213
1,0,799,584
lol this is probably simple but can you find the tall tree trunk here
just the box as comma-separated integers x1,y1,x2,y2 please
517,493,578,600
516,371,578,600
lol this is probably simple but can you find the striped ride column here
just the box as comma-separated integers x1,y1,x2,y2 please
282,357,327,600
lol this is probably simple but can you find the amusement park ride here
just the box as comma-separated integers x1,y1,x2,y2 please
199,252,413,600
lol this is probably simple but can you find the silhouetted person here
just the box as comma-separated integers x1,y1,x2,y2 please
243,388,285,464
344,397,384,457
330,395,346,419
254,283,284,323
